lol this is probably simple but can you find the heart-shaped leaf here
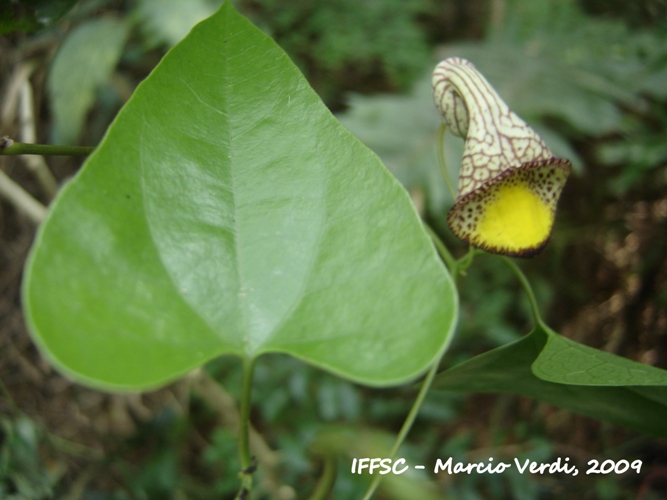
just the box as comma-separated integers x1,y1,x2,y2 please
23,1,457,391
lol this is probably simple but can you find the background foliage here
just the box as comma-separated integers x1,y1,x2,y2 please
1,0,666,498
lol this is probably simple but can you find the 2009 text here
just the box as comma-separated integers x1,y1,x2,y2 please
586,459,642,475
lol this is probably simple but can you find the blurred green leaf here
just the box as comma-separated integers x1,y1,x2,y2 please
135,0,221,47
25,2,457,390
599,134,667,194
484,0,667,101
48,17,129,145
434,324,667,437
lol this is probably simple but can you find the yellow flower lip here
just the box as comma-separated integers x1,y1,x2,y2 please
432,57,572,258
446,158,571,257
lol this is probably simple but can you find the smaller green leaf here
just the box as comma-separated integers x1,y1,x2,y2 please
48,18,128,145
533,332,667,385
433,325,667,438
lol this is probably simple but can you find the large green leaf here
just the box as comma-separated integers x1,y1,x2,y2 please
433,325,667,437
23,1,457,391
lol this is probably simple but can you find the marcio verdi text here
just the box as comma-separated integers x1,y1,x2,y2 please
351,457,642,476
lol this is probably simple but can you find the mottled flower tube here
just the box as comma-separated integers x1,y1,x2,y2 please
432,57,571,258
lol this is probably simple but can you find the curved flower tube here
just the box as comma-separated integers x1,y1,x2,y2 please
432,57,571,258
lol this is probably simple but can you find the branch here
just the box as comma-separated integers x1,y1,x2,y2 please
1,138,94,156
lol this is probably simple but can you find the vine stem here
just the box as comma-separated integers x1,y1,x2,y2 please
361,223,459,499
0,140,95,156
361,352,442,500
424,223,457,273
500,256,546,328
437,122,457,201
236,356,257,498
308,455,337,500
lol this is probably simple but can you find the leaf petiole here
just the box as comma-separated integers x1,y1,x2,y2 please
424,223,457,273
361,351,442,500
501,256,546,329
236,356,257,498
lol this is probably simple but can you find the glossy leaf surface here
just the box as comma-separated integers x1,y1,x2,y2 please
24,2,457,391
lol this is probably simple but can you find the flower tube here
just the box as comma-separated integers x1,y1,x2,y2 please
432,57,571,257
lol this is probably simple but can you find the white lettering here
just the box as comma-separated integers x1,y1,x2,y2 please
514,458,530,474
434,457,453,474
392,458,409,475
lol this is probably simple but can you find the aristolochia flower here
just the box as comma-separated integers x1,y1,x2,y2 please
432,57,571,258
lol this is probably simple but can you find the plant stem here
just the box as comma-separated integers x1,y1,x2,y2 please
361,353,442,500
191,370,282,495
457,245,479,274
358,219,458,499
500,256,546,328
437,123,457,201
308,455,337,500
236,356,257,498
0,140,94,156
424,223,457,274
